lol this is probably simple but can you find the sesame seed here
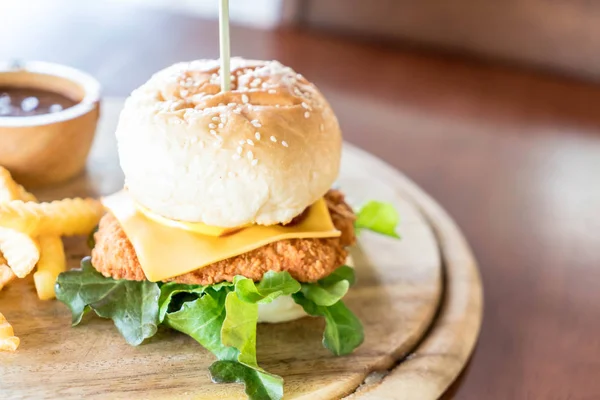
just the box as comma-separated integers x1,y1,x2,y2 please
301,102,310,109
304,112,310,119
237,146,243,154
251,159,258,166
247,139,254,146
270,136,277,143
242,94,249,103
233,108,242,114
247,150,254,160
210,130,217,135
268,89,277,94
218,123,224,128
282,140,289,147
212,117,220,122
255,132,261,140
232,154,241,160
228,102,236,106
239,140,246,145
220,117,226,122
251,120,262,128
209,123,216,129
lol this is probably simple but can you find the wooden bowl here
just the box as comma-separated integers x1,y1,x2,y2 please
0,61,100,187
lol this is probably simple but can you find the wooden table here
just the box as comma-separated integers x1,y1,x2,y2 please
2,2,600,399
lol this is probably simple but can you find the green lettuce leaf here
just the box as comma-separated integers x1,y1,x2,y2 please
163,287,237,360
300,279,349,307
222,272,301,365
355,201,400,238
319,265,356,287
291,266,363,356
87,225,98,249
234,271,301,304
216,272,301,399
158,284,205,322
292,293,364,356
56,260,363,400
210,360,284,400
159,271,301,400
222,289,259,366
158,281,234,321
55,257,160,346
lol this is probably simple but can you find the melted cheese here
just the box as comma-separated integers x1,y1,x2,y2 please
102,191,341,282
136,204,248,237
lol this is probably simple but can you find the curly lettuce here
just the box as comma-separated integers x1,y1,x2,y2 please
355,200,400,238
56,259,362,400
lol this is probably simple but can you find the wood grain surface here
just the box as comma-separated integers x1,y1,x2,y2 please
346,146,483,399
0,100,449,399
1,2,600,398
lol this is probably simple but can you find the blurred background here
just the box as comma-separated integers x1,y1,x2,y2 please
5,0,600,82
1,0,600,399
123,0,600,79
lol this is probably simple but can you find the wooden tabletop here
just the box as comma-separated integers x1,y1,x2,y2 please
2,2,600,399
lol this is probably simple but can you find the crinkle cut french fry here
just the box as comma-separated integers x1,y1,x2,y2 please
0,166,36,203
0,253,16,291
33,236,66,300
0,168,31,289
0,336,19,351
0,167,21,203
17,185,36,202
0,312,14,337
0,312,19,352
0,198,104,236
0,227,40,278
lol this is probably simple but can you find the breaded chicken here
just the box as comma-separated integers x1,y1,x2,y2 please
91,190,356,284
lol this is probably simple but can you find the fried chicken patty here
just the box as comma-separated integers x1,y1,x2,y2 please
91,190,356,285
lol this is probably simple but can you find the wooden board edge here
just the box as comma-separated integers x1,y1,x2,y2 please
342,144,484,400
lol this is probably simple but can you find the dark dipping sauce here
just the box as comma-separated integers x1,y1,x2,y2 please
0,87,78,117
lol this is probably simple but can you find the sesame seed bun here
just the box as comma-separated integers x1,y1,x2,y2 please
116,58,342,227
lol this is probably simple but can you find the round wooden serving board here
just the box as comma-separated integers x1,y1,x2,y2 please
0,99,482,399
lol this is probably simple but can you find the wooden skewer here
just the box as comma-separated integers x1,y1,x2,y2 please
219,0,231,92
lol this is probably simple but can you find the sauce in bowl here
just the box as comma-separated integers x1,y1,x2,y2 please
0,87,78,117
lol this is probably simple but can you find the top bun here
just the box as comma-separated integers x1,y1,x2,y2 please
116,58,342,227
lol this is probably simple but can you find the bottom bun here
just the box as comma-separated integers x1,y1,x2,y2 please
257,255,354,323
258,295,307,323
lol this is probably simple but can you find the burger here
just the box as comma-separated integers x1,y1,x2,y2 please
55,58,399,400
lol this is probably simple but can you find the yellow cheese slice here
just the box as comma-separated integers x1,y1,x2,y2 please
136,204,248,237
102,191,341,282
